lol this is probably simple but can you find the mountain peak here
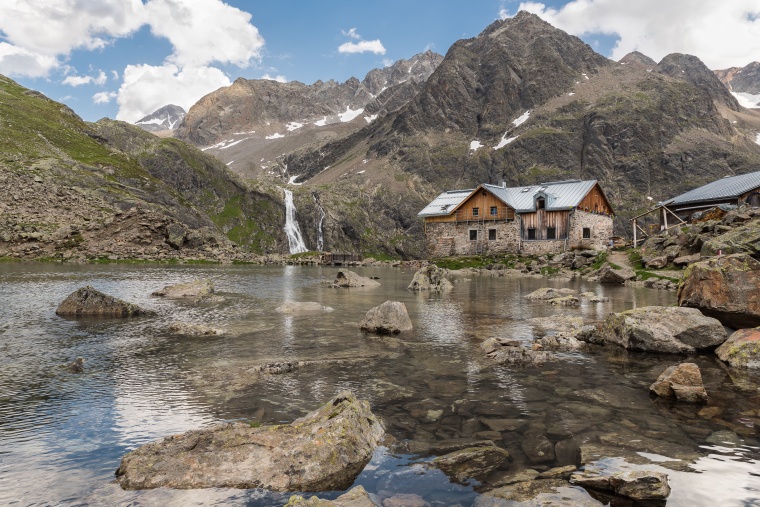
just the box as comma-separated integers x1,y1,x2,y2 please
135,104,186,132
656,53,741,110
619,51,656,67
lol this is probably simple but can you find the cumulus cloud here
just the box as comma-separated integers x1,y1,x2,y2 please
0,42,59,77
339,40,386,55
502,0,760,68
93,91,118,104
261,74,287,83
115,64,231,122
0,0,264,78
145,0,264,67
63,70,107,87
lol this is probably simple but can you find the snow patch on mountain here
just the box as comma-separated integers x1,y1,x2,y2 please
494,135,518,150
339,106,364,122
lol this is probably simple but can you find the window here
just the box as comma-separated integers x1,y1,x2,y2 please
488,229,496,241
582,227,591,239
527,228,536,240
490,206,498,216
536,197,545,209
472,207,479,217
546,227,556,240
469,230,478,241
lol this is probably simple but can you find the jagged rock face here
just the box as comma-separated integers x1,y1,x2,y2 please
716,62,760,94
619,51,657,67
654,53,741,111
385,11,612,137
135,104,186,132
175,51,442,146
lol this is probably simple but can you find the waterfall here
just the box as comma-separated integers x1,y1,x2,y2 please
282,188,308,254
313,193,325,252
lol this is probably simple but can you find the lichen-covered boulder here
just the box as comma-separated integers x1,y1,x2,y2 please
115,391,384,491
333,270,380,288
715,327,760,369
360,301,413,334
432,446,510,482
650,363,707,403
407,265,453,291
600,306,726,353
700,220,760,258
678,254,760,329
56,286,147,317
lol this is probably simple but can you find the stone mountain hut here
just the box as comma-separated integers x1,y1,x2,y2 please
418,179,614,256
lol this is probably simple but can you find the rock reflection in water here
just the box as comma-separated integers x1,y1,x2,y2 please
0,263,758,506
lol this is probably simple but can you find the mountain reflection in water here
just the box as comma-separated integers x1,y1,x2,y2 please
0,263,757,506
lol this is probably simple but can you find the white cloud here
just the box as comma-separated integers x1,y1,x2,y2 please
504,1,760,68
0,42,59,77
145,0,265,67
261,74,287,83
116,63,230,122
62,70,107,87
338,39,386,55
111,70,120,81
93,91,117,104
0,0,265,78
342,28,361,39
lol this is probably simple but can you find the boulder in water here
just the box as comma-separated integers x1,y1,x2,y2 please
275,301,334,314
600,306,726,353
333,270,380,288
407,265,452,291
66,357,85,373
56,286,147,318
151,279,216,303
116,391,384,491
571,468,671,500
284,486,376,506
168,322,224,336
715,327,760,369
649,363,708,403
360,301,413,334
432,446,510,483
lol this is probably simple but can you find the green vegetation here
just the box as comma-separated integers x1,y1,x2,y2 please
590,251,609,270
626,248,680,283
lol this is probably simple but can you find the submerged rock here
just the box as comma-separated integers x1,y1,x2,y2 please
407,265,453,291
285,485,376,506
360,301,413,334
649,363,708,403
524,287,578,300
56,286,147,318
600,306,727,353
431,445,510,483
275,301,334,314
475,479,600,506
115,391,384,491
333,270,380,288
715,327,760,369
151,278,216,303
168,321,224,336
571,468,671,500
66,357,85,373
678,254,760,328
381,493,430,507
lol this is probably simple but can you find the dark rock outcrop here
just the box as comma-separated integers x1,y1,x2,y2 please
56,286,147,318
678,254,760,328
116,391,384,491
360,301,413,334
600,306,726,353
432,446,510,482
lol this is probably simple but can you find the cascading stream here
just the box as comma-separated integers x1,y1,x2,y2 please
313,192,325,252
282,188,308,254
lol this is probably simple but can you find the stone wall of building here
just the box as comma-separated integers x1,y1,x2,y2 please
425,221,520,256
424,211,612,257
567,210,614,250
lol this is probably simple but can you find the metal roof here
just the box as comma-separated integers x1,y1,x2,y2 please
663,171,760,206
417,189,474,217
418,179,602,216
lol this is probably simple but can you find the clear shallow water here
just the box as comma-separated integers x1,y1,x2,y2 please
0,263,757,506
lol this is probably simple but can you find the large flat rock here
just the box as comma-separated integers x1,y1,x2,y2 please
116,391,384,491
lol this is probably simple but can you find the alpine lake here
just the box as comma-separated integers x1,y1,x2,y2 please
0,262,758,506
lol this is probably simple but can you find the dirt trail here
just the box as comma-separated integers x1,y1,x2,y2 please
609,250,684,280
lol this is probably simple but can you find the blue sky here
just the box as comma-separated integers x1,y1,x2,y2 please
1,0,758,123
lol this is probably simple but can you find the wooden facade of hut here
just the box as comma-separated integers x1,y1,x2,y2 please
419,180,614,257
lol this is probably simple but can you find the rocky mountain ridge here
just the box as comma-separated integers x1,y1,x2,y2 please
0,75,288,261
715,61,760,108
135,104,186,133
